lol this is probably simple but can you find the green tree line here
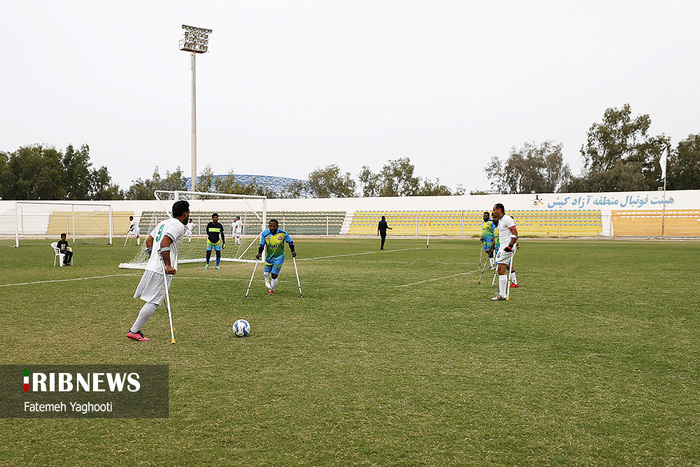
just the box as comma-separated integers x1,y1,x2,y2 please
2,104,698,200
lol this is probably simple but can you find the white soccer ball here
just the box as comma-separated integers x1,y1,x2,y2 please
233,319,250,337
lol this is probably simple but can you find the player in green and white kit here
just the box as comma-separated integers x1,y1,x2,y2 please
256,219,296,295
127,200,190,341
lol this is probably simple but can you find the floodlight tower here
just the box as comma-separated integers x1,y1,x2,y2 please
179,24,213,193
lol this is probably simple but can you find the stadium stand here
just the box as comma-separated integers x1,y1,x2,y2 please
138,211,346,237
348,210,602,237
612,210,700,237
46,211,132,236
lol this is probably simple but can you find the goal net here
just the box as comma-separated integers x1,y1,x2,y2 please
118,190,267,269
0,201,115,247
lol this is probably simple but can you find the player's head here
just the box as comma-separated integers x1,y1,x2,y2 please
212,213,219,221
235,216,240,220
268,219,279,234
60,233,66,240
483,211,490,221
381,216,386,221
129,216,133,220
492,203,505,220
173,200,190,224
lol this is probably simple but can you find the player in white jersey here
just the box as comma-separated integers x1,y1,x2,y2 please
128,216,141,246
186,220,196,243
491,203,518,301
232,216,243,246
127,201,190,341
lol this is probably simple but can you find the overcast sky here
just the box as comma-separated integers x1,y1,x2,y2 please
2,1,698,193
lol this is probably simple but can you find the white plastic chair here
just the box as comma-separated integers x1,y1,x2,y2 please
51,242,72,266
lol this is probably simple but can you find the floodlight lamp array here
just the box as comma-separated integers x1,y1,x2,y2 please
179,24,213,53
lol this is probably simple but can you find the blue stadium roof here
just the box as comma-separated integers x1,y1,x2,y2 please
184,174,308,194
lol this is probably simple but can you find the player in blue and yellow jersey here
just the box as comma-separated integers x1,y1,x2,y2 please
205,213,225,270
256,219,296,295
480,211,496,269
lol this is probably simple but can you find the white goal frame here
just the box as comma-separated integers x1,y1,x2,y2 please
3,201,114,247
118,190,267,269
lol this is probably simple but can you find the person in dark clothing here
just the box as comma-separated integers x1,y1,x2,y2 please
205,213,226,270
57,233,73,265
377,216,392,250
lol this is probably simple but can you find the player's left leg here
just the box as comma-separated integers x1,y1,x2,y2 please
214,243,221,269
205,243,213,268
269,264,283,293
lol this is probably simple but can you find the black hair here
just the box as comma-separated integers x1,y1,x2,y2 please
212,213,219,218
269,219,279,225
483,211,490,215
60,233,66,237
172,200,190,218
495,203,505,213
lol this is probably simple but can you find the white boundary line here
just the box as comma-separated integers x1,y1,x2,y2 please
394,268,481,288
299,247,422,262
0,273,140,288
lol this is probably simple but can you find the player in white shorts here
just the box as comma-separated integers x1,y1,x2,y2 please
128,216,141,246
232,216,243,246
491,203,518,301
127,200,190,342
186,220,196,243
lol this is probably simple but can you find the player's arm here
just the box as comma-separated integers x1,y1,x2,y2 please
504,226,519,252
220,223,225,245
256,233,266,260
286,235,296,257
159,235,176,275
144,235,154,257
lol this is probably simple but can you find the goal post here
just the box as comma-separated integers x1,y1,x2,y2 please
118,190,267,269
0,201,114,247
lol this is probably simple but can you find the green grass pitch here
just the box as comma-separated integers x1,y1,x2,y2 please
1,238,699,465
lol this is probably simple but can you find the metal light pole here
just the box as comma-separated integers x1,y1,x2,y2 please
179,24,212,193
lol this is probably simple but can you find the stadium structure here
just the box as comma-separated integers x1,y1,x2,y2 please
184,174,311,195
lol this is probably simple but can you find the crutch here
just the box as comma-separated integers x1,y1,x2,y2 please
292,255,303,298
477,260,489,284
161,261,176,344
505,246,517,301
124,231,131,246
491,264,498,287
479,242,483,268
245,260,260,298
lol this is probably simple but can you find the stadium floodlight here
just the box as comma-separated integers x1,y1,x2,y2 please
179,24,213,194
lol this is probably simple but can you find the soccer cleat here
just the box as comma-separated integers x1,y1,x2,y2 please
491,294,506,301
215,266,220,270
268,290,274,295
126,331,150,342
510,283,519,288
204,264,209,269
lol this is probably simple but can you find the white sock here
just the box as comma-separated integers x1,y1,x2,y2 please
264,272,271,289
499,275,508,296
131,302,158,333
490,257,494,267
511,272,517,284
271,277,278,291
136,238,140,246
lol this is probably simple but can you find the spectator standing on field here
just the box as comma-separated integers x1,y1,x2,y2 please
185,220,195,243
127,200,190,342
57,233,73,266
232,216,243,246
491,203,519,301
377,216,392,250
128,216,141,246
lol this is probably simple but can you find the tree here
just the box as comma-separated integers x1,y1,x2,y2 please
485,141,571,194
90,166,124,200
668,133,700,190
197,165,216,192
576,104,671,192
358,166,381,197
279,180,308,199
62,144,92,199
126,167,186,199
416,178,452,196
1,145,66,200
378,158,420,197
307,165,356,198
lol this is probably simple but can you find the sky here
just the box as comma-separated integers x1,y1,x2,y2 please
2,0,698,194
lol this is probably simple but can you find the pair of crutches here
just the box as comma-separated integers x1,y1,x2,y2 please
489,245,517,300
245,254,302,298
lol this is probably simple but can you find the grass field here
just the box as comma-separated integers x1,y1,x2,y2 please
1,237,699,465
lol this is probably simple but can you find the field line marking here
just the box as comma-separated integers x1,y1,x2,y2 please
300,247,423,262
0,273,141,288
394,268,481,288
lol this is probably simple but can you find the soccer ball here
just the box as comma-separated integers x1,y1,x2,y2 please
233,319,250,337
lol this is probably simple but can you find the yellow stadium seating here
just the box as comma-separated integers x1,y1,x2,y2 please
612,210,700,237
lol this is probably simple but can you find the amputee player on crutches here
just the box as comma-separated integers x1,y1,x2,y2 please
256,219,296,295
490,203,518,302
127,200,190,341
